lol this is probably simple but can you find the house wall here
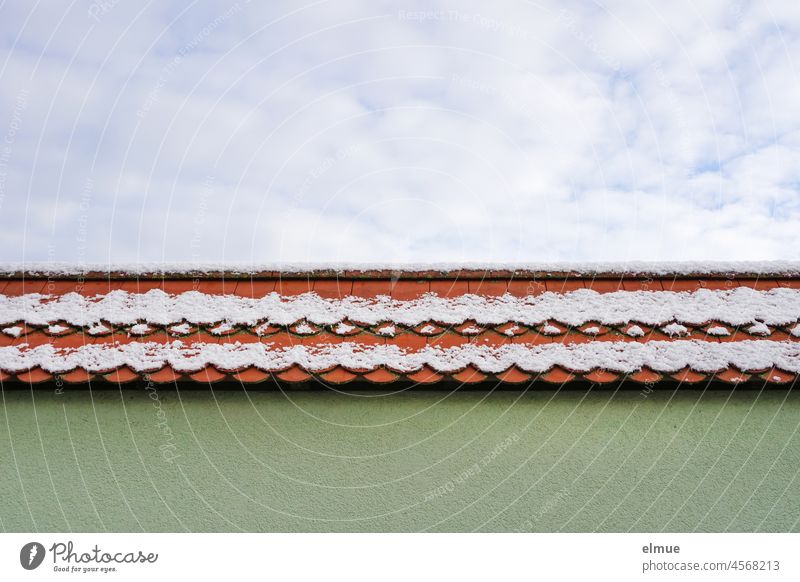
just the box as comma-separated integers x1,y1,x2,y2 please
1,386,798,532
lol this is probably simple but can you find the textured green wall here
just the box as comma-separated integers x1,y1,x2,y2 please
1,386,798,532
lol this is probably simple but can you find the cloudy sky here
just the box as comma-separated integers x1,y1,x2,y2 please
0,0,798,265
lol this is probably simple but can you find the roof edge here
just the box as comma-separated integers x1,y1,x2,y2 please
2,261,800,279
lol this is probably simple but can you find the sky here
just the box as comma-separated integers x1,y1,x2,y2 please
0,0,798,266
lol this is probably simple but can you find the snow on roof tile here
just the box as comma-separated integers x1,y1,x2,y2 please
0,269,798,386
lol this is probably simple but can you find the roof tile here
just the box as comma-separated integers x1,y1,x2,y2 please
391,280,430,299
234,280,276,298
104,367,140,384
451,366,490,383
1,272,798,386
232,367,270,383
429,279,469,297
540,367,577,383
495,368,531,383
61,369,93,383
361,368,399,383
276,366,312,382
188,367,227,383
320,368,358,384
407,366,445,384
545,279,585,293
467,279,508,296
584,279,623,293
506,280,545,296
583,369,620,384
147,367,181,383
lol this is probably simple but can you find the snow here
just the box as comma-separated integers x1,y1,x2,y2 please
626,325,645,337
0,339,797,375
461,325,482,335
128,323,151,336
254,323,273,336
541,324,562,335
662,323,689,337
1,288,798,333
419,324,438,335
504,325,520,337
3,260,800,276
376,324,396,336
210,322,234,336
3,326,22,337
47,324,68,334
792,325,800,338
293,322,316,335
334,322,356,334
87,323,110,335
707,326,730,336
583,326,601,335
169,323,192,335
747,322,771,336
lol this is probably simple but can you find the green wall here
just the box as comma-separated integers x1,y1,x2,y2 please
1,386,798,532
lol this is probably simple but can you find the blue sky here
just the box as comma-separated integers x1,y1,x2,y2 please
0,0,798,265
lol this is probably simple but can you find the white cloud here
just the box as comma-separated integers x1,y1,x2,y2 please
0,0,798,264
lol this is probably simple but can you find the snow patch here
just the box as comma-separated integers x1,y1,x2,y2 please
87,323,110,335
376,324,396,337
210,322,234,336
4,260,800,276
747,322,771,336
707,326,730,336
3,326,22,337
541,324,562,336
626,325,645,337
293,322,316,335
128,323,151,336
0,339,797,374
1,288,798,331
334,322,356,335
662,323,689,337
169,323,192,335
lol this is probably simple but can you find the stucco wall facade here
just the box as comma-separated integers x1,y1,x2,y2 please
1,387,798,532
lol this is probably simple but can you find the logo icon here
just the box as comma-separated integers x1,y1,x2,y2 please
20,542,46,570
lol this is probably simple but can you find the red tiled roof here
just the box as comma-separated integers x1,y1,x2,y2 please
1,270,798,386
